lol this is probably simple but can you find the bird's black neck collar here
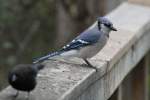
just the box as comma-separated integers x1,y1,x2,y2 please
98,21,101,31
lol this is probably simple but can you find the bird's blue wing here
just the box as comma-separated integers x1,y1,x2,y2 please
76,28,101,43
62,28,101,51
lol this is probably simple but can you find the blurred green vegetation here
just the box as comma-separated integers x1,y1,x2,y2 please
0,0,57,89
0,0,57,62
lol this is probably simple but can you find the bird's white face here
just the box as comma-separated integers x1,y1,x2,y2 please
100,24,112,35
97,17,117,35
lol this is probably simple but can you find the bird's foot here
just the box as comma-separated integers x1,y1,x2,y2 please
25,92,30,100
83,59,98,72
13,91,19,98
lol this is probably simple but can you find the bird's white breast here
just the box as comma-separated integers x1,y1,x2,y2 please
78,34,108,59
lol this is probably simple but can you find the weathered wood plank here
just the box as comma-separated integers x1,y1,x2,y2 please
145,53,150,100
118,52,149,100
0,2,150,100
131,59,147,100
77,30,150,100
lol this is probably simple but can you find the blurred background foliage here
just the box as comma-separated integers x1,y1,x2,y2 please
5,0,150,92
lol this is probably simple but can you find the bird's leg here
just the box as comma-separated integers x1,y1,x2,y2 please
14,91,19,98
83,59,98,72
26,92,30,100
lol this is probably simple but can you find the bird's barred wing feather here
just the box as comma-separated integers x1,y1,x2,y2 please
61,29,102,51
62,39,91,51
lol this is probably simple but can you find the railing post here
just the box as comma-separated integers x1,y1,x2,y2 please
118,52,149,100
145,52,150,100
128,0,150,6
131,55,149,100
108,87,123,100
108,90,119,100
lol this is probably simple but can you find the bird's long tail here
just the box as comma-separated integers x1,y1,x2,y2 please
33,50,64,64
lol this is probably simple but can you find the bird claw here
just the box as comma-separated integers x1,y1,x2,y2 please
25,92,30,100
83,59,98,72
14,91,19,98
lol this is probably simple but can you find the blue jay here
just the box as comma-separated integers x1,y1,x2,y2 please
33,17,117,70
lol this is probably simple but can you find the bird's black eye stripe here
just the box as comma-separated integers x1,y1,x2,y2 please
104,23,111,27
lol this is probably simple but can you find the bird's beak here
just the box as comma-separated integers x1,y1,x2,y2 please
110,26,117,31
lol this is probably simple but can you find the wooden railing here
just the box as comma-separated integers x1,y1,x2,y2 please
0,1,150,100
